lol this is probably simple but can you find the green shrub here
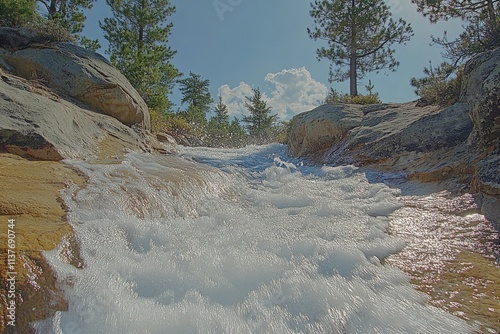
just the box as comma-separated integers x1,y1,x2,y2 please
410,61,462,107
24,18,74,43
167,115,191,135
325,80,382,105
149,108,192,135
351,94,382,105
0,0,37,27
325,88,382,105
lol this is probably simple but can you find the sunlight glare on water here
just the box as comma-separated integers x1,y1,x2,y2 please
39,144,472,333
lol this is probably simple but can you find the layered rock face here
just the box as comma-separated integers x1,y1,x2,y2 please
289,102,472,164
0,73,147,160
0,27,173,161
288,47,500,222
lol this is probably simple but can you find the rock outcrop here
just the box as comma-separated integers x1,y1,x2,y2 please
289,102,472,164
0,72,148,160
1,29,150,130
288,47,500,224
0,153,86,333
461,48,500,198
288,104,363,157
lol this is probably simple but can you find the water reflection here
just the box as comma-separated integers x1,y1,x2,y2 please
385,190,500,332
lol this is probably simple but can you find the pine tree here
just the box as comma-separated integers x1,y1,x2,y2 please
228,118,247,147
212,95,230,126
100,0,180,112
38,0,93,33
179,72,213,114
0,0,37,27
308,0,413,96
242,88,278,144
36,0,99,49
178,72,213,125
411,0,500,63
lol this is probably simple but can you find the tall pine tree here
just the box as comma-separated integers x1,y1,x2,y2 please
100,0,180,112
178,72,213,125
411,0,500,63
212,95,230,126
242,88,277,144
308,0,413,96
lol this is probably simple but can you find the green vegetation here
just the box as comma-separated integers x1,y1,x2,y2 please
178,72,213,126
325,89,382,105
325,80,382,105
308,0,413,96
0,0,97,47
204,95,237,147
212,95,230,126
412,0,500,64
410,62,463,107
409,0,498,106
150,108,193,138
100,0,181,113
242,88,279,145
0,0,37,27
151,77,249,148
37,0,99,50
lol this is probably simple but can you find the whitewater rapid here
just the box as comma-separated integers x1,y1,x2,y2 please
39,144,472,333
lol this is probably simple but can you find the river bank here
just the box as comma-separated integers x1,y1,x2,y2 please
0,153,85,333
382,179,499,333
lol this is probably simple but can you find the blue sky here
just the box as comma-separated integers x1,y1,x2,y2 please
82,0,463,120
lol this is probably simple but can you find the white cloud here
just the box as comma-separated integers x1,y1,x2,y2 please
217,67,327,121
265,67,328,120
218,82,254,119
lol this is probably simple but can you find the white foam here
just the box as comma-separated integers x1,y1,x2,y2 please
39,144,472,333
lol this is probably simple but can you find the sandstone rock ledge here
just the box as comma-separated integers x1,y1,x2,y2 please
289,48,500,226
0,153,85,333
0,28,175,332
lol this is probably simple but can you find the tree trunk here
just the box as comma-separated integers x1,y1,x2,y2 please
349,0,358,97
486,0,496,25
49,0,57,16
138,0,146,51
349,55,357,96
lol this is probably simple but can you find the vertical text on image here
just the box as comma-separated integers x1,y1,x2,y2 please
6,218,17,327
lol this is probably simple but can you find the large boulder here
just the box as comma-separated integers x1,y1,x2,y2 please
0,27,43,49
288,104,363,157
288,102,472,167
348,102,472,162
2,42,150,130
0,73,146,160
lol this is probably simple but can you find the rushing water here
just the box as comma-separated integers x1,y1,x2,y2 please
38,144,474,333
